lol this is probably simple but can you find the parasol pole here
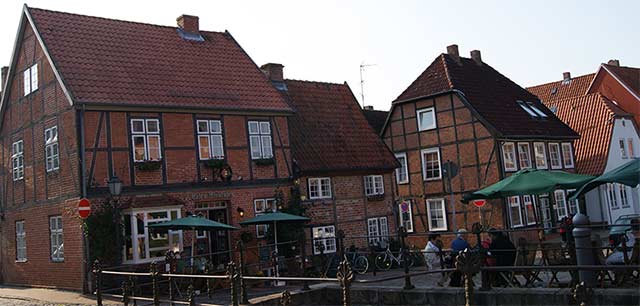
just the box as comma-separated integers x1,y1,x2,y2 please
274,221,280,281
191,227,196,267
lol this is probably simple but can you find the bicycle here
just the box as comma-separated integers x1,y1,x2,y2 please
374,244,416,270
322,249,370,276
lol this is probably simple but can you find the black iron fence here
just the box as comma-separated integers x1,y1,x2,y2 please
93,222,639,306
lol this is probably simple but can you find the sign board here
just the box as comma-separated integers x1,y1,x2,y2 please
78,198,91,219
472,199,487,208
400,201,410,213
442,161,459,178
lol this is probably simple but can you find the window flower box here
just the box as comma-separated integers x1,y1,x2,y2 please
203,159,226,169
254,158,275,166
135,160,162,171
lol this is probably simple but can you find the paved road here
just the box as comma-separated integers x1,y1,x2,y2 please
0,296,84,305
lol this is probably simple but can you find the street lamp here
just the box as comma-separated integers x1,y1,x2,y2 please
108,176,123,197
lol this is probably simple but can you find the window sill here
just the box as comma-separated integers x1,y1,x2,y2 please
15,259,27,263
12,178,24,182
51,260,65,263
46,169,60,174
428,228,447,232
423,177,442,181
366,194,385,201
418,126,436,132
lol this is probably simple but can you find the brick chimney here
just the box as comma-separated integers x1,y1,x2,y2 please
563,72,571,81
1,66,8,92
607,59,620,67
177,15,199,33
446,44,460,61
470,50,482,65
261,63,284,83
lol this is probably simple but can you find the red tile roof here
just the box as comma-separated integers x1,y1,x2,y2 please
545,93,630,175
363,109,389,135
394,54,577,139
602,64,640,96
284,80,398,174
27,7,292,112
527,73,595,103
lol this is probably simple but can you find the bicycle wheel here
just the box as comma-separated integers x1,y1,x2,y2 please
375,253,392,270
400,252,415,268
352,256,369,274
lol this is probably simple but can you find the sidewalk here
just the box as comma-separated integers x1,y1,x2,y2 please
0,285,115,305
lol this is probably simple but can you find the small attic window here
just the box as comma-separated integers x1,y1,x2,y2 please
517,101,539,117
551,87,558,95
177,28,204,42
526,102,548,118
550,106,558,114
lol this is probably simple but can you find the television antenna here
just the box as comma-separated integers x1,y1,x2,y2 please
359,63,377,107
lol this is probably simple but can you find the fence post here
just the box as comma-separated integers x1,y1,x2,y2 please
121,280,130,306
188,284,196,306
227,261,240,306
165,251,175,306
456,249,481,306
572,214,596,287
150,262,160,306
300,234,310,291
92,260,103,306
237,241,249,304
281,290,292,306
399,226,414,290
336,259,353,306
129,276,137,306
337,230,345,258
572,281,593,306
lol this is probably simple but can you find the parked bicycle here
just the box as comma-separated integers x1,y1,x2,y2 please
322,247,370,276
375,244,416,270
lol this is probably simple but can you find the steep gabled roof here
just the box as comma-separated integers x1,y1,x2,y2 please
600,64,640,97
545,93,632,175
527,73,595,103
363,109,389,135
285,80,398,174
20,7,291,113
394,53,577,139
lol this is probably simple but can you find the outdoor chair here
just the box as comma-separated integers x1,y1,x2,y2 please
612,242,640,287
541,242,575,287
502,238,542,287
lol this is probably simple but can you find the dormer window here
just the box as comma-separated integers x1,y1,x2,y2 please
517,101,540,118
526,102,548,118
23,64,38,96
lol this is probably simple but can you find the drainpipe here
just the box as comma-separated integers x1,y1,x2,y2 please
78,104,90,293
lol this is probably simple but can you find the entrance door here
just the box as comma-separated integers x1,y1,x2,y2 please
208,208,230,267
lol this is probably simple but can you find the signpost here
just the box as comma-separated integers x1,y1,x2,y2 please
78,198,91,219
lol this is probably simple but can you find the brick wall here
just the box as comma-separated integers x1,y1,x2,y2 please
0,20,82,290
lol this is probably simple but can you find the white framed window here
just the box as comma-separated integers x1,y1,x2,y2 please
526,102,548,118
517,143,532,169
548,143,562,169
248,121,273,159
197,120,224,160
44,127,59,172
131,119,162,162
619,139,627,159
16,221,26,262
308,177,331,199
364,175,384,196
523,195,537,225
426,198,447,231
628,139,635,158
367,217,389,245
554,190,568,219
517,101,539,117
533,142,548,169
416,107,436,131
49,216,64,262
399,201,414,233
508,196,523,228
561,143,574,168
421,148,441,180
122,208,182,264
312,226,336,255
618,184,630,208
395,153,409,184
502,142,517,172
23,64,38,96
606,183,619,210
254,198,277,238
566,189,578,215
12,140,24,181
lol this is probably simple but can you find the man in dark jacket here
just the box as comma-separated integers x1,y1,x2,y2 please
488,229,516,267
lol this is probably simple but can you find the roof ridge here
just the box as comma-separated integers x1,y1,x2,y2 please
27,6,225,34
285,78,347,87
526,73,596,90
440,54,455,89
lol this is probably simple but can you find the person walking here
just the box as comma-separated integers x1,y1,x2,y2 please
423,234,441,270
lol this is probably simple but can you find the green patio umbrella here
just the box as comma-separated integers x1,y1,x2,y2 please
462,168,595,203
149,214,237,265
568,158,640,201
239,211,309,281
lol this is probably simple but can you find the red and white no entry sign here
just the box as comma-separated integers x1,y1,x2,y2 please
472,199,486,208
78,198,91,219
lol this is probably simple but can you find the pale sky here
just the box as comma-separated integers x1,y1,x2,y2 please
1,0,638,111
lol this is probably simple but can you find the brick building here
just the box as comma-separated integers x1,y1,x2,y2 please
381,45,578,245
261,64,399,254
0,6,297,291
528,62,640,225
